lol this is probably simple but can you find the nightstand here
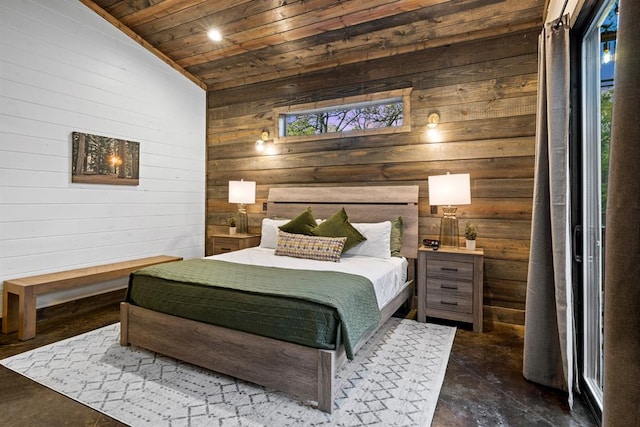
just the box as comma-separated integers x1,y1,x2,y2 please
210,233,261,255
417,246,484,332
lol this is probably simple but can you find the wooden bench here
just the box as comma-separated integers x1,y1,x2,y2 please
2,255,182,341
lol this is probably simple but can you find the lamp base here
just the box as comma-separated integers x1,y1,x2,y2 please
439,206,459,247
236,204,248,234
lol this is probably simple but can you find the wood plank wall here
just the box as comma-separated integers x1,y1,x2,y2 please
206,29,538,326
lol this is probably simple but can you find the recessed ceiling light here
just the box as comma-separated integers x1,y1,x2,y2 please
207,29,222,42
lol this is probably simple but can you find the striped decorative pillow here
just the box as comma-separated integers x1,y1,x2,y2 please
275,231,346,262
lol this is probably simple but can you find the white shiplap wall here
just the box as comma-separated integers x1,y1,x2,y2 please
0,0,206,315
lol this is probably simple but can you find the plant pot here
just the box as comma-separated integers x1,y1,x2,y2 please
229,227,237,235
465,239,476,250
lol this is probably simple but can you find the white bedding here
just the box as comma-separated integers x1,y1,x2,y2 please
207,247,408,310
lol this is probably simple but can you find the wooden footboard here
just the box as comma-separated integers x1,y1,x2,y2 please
120,301,337,412
120,279,413,413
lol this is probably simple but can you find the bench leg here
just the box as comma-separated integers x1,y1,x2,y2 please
10,288,36,341
2,286,36,340
18,288,37,341
2,288,19,334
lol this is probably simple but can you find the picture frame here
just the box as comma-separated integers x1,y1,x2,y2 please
71,132,140,186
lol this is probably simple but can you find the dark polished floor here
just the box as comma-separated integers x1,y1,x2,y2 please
433,320,596,427
0,292,597,427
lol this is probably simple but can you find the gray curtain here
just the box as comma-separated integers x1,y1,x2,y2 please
523,15,575,407
603,0,640,425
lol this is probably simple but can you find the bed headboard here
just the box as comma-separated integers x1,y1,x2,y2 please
267,185,419,259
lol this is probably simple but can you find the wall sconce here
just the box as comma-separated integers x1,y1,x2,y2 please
428,172,471,247
255,131,277,155
228,179,256,234
426,112,442,142
255,131,269,152
427,112,440,128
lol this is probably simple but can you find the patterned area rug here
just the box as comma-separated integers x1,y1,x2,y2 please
1,318,455,426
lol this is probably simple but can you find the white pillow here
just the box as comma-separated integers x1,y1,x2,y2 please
346,221,392,258
259,218,290,248
260,218,324,248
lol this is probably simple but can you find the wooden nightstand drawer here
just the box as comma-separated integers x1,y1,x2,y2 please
426,294,473,314
427,259,473,281
426,278,473,296
214,237,241,254
427,278,473,315
210,234,261,255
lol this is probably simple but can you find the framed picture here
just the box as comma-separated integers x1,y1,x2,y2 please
71,132,140,186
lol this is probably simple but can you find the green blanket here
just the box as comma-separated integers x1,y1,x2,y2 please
128,259,381,359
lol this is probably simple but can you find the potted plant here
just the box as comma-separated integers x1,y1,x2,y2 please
464,222,477,250
227,217,237,235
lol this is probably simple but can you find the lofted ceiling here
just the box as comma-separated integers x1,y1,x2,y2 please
84,0,545,91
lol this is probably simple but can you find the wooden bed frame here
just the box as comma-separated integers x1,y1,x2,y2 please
120,185,419,413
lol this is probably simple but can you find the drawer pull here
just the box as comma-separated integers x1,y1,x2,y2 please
441,300,458,306
221,247,232,251
441,284,458,290
441,267,458,272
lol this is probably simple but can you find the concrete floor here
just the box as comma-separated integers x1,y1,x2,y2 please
432,321,597,426
0,292,597,426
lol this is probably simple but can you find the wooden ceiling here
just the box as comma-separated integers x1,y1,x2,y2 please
84,0,545,91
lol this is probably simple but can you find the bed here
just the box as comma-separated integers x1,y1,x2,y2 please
120,185,419,413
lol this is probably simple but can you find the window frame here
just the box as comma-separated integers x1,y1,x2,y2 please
273,88,412,144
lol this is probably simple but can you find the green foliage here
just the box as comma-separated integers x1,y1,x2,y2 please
286,114,319,136
464,222,478,240
285,102,403,136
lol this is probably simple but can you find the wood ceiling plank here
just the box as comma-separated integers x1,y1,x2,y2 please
189,0,542,80
87,0,545,90
201,9,539,81
119,0,214,28
161,0,480,66
198,16,541,90
94,0,120,11
147,0,432,47
154,0,450,64
132,0,287,38
102,0,164,18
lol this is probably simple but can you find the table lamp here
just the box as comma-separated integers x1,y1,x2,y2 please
228,180,256,234
428,173,471,247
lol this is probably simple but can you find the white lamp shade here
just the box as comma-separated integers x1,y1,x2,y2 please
228,180,256,204
428,173,471,206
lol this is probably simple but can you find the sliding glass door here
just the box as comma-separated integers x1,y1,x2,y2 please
579,0,617,416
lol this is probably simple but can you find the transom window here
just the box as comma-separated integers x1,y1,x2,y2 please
274,88,411,142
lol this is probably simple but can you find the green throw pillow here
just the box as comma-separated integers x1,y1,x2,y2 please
390,216,404,257
312,207,366,253
278,207,317,235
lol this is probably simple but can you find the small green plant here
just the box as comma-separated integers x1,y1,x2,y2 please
464,222,477,240
227,217,237,227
